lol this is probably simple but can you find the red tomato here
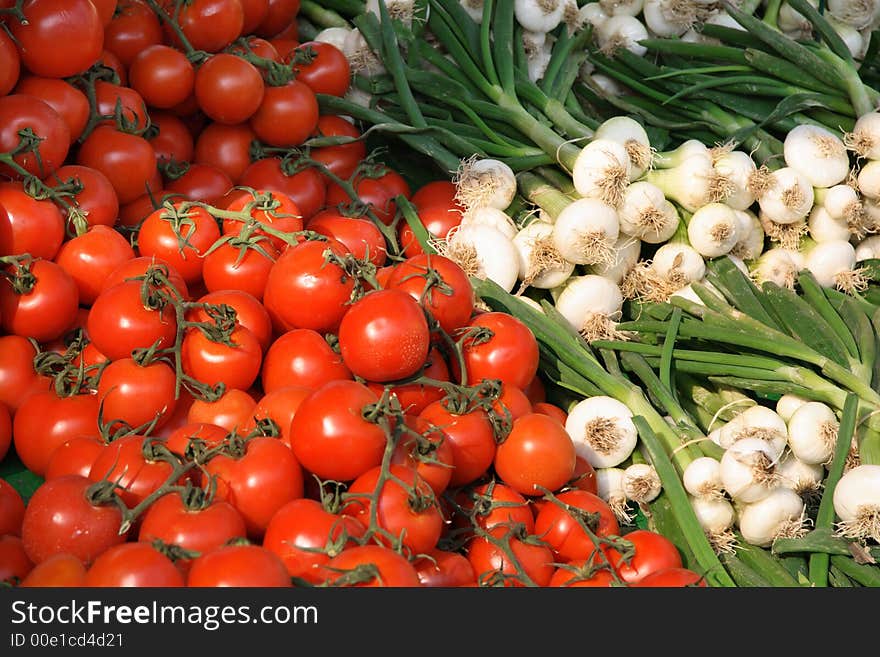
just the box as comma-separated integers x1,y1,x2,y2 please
10,0,103,78
0,29,19,96
414,549,477,587
170,0,245,53
632,567,708,587
460,312,540,389
47,165,119,233
398,204,463,257
245,386,312,446
494,413,576,497
181,324,263,392
189,289,273,352
202,240,279,301
239,157,326,220
261,328,351,393
367,347,450,417
187,388,256,433
0,404,9,463
418,401,497,487
0,259,78,343
96,358,178,432
194,53,265,125
289,380,388,482
453,481,535,536
0,478,25,537
533,490,621,563
467,526,555,587
343,464,444,555
263,238,355,334
164,421,228,458
549,562,617,587
0,183,64,260
193,122,256,184
96,48,128,86
263,498,365,583
0,94,70,179
603,530,684,584
337,289,431,383
321,545,421,587
54,226,135,306
20,553,88,587
14,76,89,144
533,401,567,425
139,493,247,563
88,435,179,509
137,203,221,285
390,416,456,496
0,535,34,585
0,335,49,412
307,210,387,266
21,475,127,565
204,436,304,538
249,79,318,148
310,115,367,180
326,175,403,227
77,126,160,205
148,111,195,165
523,375,546,405
222,188,304,252
44,437,105,481
254,0,301,38
87,279,178,362
239,0,270,34
84,542,184,587
129,44,195,110
187,544,291,587
90,0,117,25
103,0,164,69
93,81,150,132
569,456,599,495
387,254,475,336
489,383,533,423
164,163,233,206
101,256,189,300
291,41,350,96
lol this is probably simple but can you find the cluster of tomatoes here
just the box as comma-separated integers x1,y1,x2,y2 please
0,0,704,588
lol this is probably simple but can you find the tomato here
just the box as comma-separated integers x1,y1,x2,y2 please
10,0,103,78
171,0,245,53
20,553,88,587
88,435,180,509
533,490,621,563
249,79,318,148
55,226,134,306
255,0,300,38
291,41,350,96
148,111,195,165
103,0,164,68
338,289,431,383
194,53,265,125
222,188,304,252
414,549,477,587
262,328,351,392
93,81,150,133
489,383,533,423
307,209,387,267
14,76,89,143
568,456,599,495
0,94,70,179
239,0,270,34
205,436,303,538
0,29,19,96
193,122,256,184
343,464,443,555
522,375,546,405
137,203,222,285
0,183,64,261
164,421,228,458
129,44,195,110
460,312,539,389
21,475,127,565
263,238,355,334
388,419,469,498
45,436,105,480
90,0,117,25
97,358,178,432
202,241,278,300
310,115,367,180
263,498,365,582
325,174,404,227
368,348,449,418
187,289,270,350
0,478,25,537
0,259,79,343
77,126,160,205
139,493,247,563
289,380,388,482
632,567,708,587
182,324,263,392
101,256,189,300
88,279,178,362
467,526,555,587
603,529,683,584
321,545,421,587
47,165,119,232
0,405,9,463
387,254,475,336
549,562,617,587
0,335,48,412
453,481,535,537
0,535,34,585
97,48,128,86
188,544,290,587
239,157,326,220
412,181,461,210
398,203,463,258
84,542,184,587
187,388,256,433
418,401,497,487
245,386,312,446
532,401,567,425
164,162,233,206
494,413,576,497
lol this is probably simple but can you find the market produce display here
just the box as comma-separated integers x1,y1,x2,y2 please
1,0,879,588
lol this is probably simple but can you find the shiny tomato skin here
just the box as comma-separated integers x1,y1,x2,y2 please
309,115,366,180
45,437,106,481
21,475,127,565
494,413,576,497
0,335,48,412
84,542,184,587
129,44,195,110
0,478,25,537
193,53,264,125
88,435,179,509
77,126,159,205
188,289,273,352
20,553,88,587
307,210,387,267
103,0,164,69
164,162,233,206
414,549,477,587
467,527,555,587
249,79,318,148
549,563,617,587
632,567,708,587
0,535,34,585
172,0,245,53
187,544,291,587
261,328,351,393
0,94,69,179
604,530,684,584
201,241,278,301
0,259,79,343
533,490,621,563
239,0,270,34
460,312,540,389
14,76,89,143
320,545,421,587
418,401,497,487
193,122,256,184
181,324,263,392
389,416,455,497
187,388,256,433
148,111,195,165
0,29,19,96
239,157,326,221
291,41,350,96
254,0,300,38
137,203,221,285
244,385,312,446
96,358,178,432
0,182,65,260
54,226,135,306
367,347,449,417
93,81,150,132
100,256,189,300
222,188,304,252
164,421,228,458
47,165,119,232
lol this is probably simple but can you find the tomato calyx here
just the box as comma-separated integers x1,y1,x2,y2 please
150,537,201,563
141,0,210,64
472,522,548,587
0,254,37,295
33,330,103,397
324,562,383,587
224,38,295,87
323,249,380,304
158,158,190,181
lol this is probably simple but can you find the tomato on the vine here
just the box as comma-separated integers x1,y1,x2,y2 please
137,202,222,285
88,435,181,509
194,53,265,125
163,0,245,53
0,259,79,343
188,289,273,352
187,544,291,587
77,126,160,206
103,0,164,69
249,79,318,148
459,312,540,389
14,77,89,144
238,157,326,220
181,324,263,392
261,328,351,392
418,400,497,487
55,226,134,306
494,413,576,497
0,478,25,537
290,41,350,97
467,526,555,587
84,542,185,587
533,490,621,562
96,358,178,432
309,115,366,181
603,530,684,584
193,122,257,184
0,94,70,179
320,545,421,587
129,44,196,110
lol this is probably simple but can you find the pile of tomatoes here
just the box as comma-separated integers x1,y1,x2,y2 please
0,0,704,588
